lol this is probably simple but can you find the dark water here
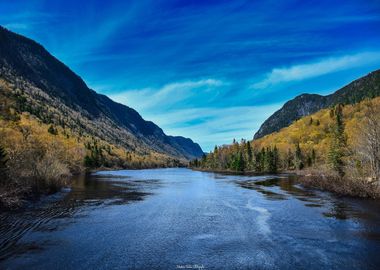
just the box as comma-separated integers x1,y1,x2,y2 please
1,168,380,270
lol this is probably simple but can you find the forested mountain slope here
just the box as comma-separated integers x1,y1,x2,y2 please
254,69,380,139
193,97,380,196
0,26,203,161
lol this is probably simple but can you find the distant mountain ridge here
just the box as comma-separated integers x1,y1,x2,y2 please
0,26,203,160
254,69,380,139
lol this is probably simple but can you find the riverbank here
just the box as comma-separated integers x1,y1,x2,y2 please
190,167,380,199
0,175,71,210
297,169,380,199
0,164,189,210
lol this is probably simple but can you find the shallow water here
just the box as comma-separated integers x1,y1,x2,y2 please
1,168,380,269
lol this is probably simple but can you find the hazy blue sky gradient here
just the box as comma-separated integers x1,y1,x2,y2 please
1,0,380,151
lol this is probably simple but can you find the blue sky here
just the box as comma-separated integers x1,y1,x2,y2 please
1,0,380,151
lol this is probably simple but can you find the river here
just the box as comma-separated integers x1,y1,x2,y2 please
1,168,380,269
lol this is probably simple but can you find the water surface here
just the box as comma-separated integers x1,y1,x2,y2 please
1,168,380,269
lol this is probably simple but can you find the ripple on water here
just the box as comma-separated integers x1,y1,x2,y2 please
2,169,380,270
0,173,161,262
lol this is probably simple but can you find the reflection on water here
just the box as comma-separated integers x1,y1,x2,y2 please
0,173,159,261
1,169,380,270
237,178,288,200
67,174,160,205
235,175,380,222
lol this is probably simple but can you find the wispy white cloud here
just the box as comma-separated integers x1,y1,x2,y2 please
108,78,281,151
251,51,380,89
109,79,226,111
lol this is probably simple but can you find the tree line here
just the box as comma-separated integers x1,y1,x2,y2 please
191,101,380,184
190,139,316,174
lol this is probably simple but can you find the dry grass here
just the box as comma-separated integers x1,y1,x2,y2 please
0,184,30,209
298,168,380,199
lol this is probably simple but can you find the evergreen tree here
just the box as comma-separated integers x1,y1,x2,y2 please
328,104,346,177
201,153,207,166
212,146,219,169
286,148,294,169
254,150,262,172
263,147,272,172
194,158,199,167
0,145,8,180
48,125,58,135
257,148,266,172
246,141,253,163
261,146,279,173
273,146,279,173
231,152,244,171
311,149,316,165
294,143,304,170
84,155,94,167
84,140,106,168
237,151,245,171
306,155,312,167
245,141,253,170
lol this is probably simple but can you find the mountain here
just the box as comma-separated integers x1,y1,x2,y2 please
254,69,380,139
0,26,203,160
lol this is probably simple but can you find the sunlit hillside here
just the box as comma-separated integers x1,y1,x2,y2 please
0,77,183,169
254,97,380,164
193,96,380,197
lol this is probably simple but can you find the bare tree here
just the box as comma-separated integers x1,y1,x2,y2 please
357,101,380,181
